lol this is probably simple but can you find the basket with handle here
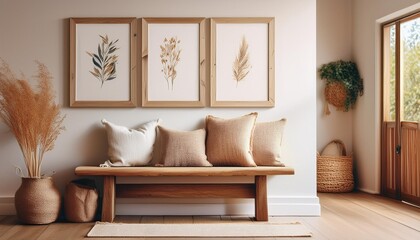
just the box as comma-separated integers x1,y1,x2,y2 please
317,139,354,192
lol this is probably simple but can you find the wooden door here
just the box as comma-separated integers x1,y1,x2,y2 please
381,12,420,206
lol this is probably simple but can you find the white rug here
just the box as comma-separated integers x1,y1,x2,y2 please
87,222,312,238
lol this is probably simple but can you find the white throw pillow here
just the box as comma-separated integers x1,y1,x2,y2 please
101,119,161,167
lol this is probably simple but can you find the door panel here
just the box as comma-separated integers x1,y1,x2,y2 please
401,122,420,205
382,122,397,197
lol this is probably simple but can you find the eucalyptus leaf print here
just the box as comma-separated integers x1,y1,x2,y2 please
86,34,119,87
233,36,251,86
160,37,181,90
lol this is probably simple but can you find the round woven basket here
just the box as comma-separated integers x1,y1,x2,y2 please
324,81,347,110
317,140,354,193
15,177,61,224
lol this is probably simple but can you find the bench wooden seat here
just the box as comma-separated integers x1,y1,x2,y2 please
75,166,295,222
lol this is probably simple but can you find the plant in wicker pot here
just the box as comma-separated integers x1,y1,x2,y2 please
319,60,364,115
0,60,65,224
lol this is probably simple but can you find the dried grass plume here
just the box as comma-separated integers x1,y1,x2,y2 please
0,59,65,178
233,36,251,86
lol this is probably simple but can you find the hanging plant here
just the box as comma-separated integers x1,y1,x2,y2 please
319,60,364,114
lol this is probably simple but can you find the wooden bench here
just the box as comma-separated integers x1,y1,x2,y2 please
75,166,294,222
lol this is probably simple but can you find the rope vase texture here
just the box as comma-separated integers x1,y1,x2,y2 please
15,177,61,224
317,140,354,193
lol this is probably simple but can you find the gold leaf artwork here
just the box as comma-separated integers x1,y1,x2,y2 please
160,37,181,90
233,36,251,86
86,34,119,87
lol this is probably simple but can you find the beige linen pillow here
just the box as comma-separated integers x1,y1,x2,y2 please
101,119,160,167
153,126,212,167
206,113,258,167
253,119,286,166
321,141,344,156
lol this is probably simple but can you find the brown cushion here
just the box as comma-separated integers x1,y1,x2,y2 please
253,119,286,166
153,126,212,167
206,113,258,166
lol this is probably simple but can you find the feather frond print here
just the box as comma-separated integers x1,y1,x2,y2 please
233,36,251,86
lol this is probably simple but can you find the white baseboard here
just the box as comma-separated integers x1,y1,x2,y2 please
117,196,320,216
0,196,321,216
269,196,321,216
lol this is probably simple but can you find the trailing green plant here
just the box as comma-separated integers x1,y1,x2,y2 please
319,60,364,111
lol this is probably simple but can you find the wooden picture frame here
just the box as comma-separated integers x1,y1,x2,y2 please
70,18,137,107
142,18,205,107
210,18,275,107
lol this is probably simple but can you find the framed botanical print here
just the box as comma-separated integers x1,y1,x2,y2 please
69,18,137,107
141,18,205,107
210,18,275,107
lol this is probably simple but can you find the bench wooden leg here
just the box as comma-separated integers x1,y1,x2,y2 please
255,175,268,221
102,176,116,222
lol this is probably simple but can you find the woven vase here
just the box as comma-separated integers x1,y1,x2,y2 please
15,177,61,224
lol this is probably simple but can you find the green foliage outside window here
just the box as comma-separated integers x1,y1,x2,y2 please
388,18,419,122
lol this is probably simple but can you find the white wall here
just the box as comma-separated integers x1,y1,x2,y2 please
351,0,419,193
0,0,319,215
316,0,353,153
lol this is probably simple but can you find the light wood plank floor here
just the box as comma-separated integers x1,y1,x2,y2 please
0,192,419,240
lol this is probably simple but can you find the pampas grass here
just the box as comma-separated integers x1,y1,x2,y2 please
233,36,251,85
0,60,65,178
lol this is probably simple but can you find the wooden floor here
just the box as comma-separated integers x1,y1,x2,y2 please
0,192,419,240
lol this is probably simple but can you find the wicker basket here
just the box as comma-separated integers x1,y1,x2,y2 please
317,140,354,193
325,81,347,110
